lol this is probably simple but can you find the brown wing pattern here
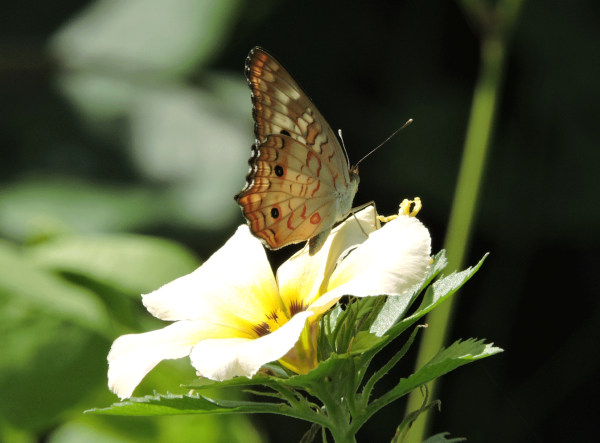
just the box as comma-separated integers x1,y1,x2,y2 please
245,47,350,185
236,47,359,252
236,134,338,250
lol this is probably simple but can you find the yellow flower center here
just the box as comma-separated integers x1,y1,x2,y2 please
250,298,309,339
251,308,288,338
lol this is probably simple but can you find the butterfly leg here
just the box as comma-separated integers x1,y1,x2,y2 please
348,201,380,240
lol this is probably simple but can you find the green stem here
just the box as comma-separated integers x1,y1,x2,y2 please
322,396,356,443
310,381,354,443
404,0,523,440
345,357,360,418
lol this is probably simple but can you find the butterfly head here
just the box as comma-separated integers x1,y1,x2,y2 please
350,166,360,185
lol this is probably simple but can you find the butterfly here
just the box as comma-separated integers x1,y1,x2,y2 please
235,47,359,256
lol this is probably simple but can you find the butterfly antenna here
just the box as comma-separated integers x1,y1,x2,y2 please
337,129,351,169
354,118,413,167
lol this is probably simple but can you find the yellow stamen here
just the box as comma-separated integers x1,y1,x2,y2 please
377,197,422,222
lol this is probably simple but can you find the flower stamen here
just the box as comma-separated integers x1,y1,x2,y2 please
378,197,422,223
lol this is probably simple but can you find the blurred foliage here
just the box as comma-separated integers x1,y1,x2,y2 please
1,0,599,442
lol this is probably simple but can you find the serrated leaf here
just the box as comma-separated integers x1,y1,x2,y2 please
26,234,200,296
87,392,286,417
386,339,502,401
421,432,465,443
371,250,448,336
0,240,110,335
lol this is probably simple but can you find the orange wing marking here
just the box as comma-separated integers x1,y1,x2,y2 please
287,213,296,230
310,213,321,225
311,180,321,197
287,201,296,230
306,151,322,177
300,183,308,197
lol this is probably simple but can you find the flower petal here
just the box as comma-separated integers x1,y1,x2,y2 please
311,215,431,311
143,226,283,332
190,311,313,381
277,206,378,308
108,320,208,399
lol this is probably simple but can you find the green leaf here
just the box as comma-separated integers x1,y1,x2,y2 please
318,304,344,360
87,392,290,417
185,372,283,391
280,353,350,392
0,178,163,241
48,414,264,443
384,339,502,402
391,392,440,443
51,0,244,78
421,432,465,443
325,305,343,333
0,240,110,335
384,254,488,342
349,331,387,355
371,250,448,336
26,234,200,296
0,316,109,432
355,295,387,333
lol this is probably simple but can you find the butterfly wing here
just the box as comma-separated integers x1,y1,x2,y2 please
236,134,338,250
245,47,351,186
236,47,359,252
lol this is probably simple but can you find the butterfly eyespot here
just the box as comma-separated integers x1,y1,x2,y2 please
271,207,280,219
274,165,284,177
310,213,321,225
280,129,291,137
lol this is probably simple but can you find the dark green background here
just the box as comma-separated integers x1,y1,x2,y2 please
1,0,598,442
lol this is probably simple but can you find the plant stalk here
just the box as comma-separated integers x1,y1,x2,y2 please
402,0,523,437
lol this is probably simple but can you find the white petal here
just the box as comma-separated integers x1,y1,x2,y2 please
108,321,206,399
311,215,431,309
190,311,313,381
277,205,378,307
143,226,282,327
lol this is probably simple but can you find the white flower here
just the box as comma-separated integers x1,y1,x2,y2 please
108,205,431,399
